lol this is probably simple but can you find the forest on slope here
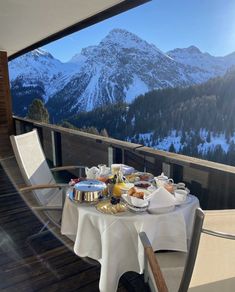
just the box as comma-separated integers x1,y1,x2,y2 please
65,68,235,166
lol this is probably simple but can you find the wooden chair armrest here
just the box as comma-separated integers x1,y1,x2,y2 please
50,165,86,172
139,232,168,292
20,183,68,192
31,206,63,211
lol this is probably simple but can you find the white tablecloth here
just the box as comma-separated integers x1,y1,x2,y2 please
61,195,199,292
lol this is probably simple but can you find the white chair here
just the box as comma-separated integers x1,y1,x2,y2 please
139,208,205,292
140,208,235,292
10,129,85,229
189,210,235,292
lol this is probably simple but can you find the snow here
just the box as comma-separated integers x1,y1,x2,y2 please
81,66,102,111
125,75,149,103
100,29,151,52
128,129,235,156
198,132,230,154
154,130,182,152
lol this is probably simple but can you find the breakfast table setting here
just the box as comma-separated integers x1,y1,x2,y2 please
61,164,199,292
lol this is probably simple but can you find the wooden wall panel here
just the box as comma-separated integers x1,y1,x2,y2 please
0,51,14,157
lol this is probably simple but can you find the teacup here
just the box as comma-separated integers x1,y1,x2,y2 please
177,182,186,190
174,189,187,202
111,164,121,175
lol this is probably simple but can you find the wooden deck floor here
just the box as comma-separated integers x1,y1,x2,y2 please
0,154,148,292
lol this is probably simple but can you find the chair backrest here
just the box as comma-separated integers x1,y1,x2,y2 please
188,210,235,292
178,208,205,292
140,208,205,292
10,129,59,206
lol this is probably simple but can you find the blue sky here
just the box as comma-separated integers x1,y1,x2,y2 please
43,0,235,62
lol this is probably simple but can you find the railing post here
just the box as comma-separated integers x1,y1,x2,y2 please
51,130,62,167
162,162,171,177
108,146,114,167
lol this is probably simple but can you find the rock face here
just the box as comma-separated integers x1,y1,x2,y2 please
9,29,235,119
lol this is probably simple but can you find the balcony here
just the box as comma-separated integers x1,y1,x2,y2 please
0,1,234,290
13,115,235,211
0,116,234,291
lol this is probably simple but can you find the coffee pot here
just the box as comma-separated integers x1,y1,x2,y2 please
155,172,174,192
98,164,110,176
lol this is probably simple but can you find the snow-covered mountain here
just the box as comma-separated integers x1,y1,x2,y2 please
9,29,235,119
47,29,214,117
167,46,235,78
9,49,79,102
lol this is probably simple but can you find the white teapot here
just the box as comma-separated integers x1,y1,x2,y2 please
154,172,174,189
98,164,110,176
85,166,100,179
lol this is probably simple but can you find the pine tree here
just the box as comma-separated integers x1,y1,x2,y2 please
100,129,109,137
27,98,49,123
180,131,186,145
169,143,176,153
206,132,211,143
227,141,235,166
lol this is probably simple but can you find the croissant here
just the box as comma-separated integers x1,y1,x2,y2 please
132,191,144,199
128,187,137,196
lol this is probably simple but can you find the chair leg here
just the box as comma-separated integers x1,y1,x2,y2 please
26,221,52,243
25,224,61,279
144,250,149,283
62,188,66,208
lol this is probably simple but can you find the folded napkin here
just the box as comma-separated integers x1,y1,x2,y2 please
148,187,176,213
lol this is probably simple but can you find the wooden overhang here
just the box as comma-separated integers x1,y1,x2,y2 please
0,0,150,61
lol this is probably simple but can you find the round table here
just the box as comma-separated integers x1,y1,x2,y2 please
61,194,199,292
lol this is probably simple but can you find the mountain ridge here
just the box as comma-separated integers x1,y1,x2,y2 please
9,28,235,120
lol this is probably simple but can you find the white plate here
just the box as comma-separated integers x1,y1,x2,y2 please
127,203,148,213
122,193,149,208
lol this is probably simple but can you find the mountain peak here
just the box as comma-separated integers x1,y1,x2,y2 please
186,45,202,54
100,28,149,50
31,48,54,59
106,28,138,38
168,45,202,55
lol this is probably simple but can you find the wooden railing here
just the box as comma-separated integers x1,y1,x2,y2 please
13,116,235,210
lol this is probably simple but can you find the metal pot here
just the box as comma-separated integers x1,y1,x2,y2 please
72,180,106,203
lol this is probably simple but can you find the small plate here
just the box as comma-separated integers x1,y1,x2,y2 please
96,200,127,215
134,181,152,189
135,172,154,182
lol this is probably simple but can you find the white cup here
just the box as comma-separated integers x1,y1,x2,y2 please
177,182,186,189
111,164,121,175
174,189,187,202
